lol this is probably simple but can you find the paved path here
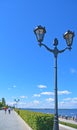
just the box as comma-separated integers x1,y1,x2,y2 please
59,117,77,125
0,110,32,130
59,124,77,130
59,118,77,130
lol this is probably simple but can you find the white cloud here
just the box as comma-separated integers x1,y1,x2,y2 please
38,85,47,89
58,90,71,95
70,68,77,74
13,85,16,88
40,90,71,96
33,94,41,97
63,98,72,101
46,98,54,103
63,97,77,102
16,100,40,108
73,98,77,101
20,96,28,99
7,101,16,106
41,91,54,96
7,96,77,108
33,90,71,98
58,97,77,108
33,100,40,105
8,85,16,90
8,87,11,90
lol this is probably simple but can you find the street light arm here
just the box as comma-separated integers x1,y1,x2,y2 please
39,43,54,53
58,47,70,53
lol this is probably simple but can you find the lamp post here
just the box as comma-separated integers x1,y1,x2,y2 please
14,99,20,108
34,25,74,130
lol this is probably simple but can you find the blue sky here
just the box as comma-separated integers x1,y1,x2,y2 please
0,0,77,108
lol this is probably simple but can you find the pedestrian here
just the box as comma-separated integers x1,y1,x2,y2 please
4,107,7,114
75,114,77,122
8,107,11,114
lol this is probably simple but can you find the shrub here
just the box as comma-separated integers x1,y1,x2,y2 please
15,109,54,130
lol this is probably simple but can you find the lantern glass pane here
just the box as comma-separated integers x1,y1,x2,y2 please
35,29,44,42
64,30,74,47
66,33,73,46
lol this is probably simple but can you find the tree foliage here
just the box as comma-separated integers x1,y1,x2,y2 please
2,98,6,106
0,97,6,108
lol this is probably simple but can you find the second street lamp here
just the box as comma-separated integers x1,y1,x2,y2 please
34,25,74,130
14,99,20,108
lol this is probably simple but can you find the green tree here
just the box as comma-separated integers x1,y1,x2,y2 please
2,98,6,106
0,102,3,108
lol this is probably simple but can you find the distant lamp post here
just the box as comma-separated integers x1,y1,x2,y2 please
14,99,20,108
34,25,74,130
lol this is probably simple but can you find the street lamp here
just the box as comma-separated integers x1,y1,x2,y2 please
34,25,74,130
14,99,20,108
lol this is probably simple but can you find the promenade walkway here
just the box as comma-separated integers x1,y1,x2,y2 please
59,117,77,125
0,109,77,130
0,110,32,130
59,118,77,130
59,124,77,130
